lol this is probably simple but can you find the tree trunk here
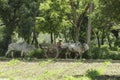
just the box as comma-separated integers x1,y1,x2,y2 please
74,26,80,42
32,26,38,47
69,0,78,42
101,29,105,45
3,26,14,50
107,33,112,49
87,3,93,45
50,32,54,44
69,0,90,42
96,32,101,47
63,28,68,42
86,3,93,58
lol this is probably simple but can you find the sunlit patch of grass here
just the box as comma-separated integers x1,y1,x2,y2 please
79,76,91,80
35,69,64,80
0,68,21,78
39,59,53,66
64,75,91,80
0,70,5,77
64,76,77,80
9,77,14,80
7,59,21,66
73,61,82,66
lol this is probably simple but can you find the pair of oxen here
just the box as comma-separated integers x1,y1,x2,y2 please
5,42,89,59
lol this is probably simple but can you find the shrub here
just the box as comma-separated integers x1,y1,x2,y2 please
85,61,111,79
109,51,120,60
91,45,110,59
114,39,120,47
86,69,101,79
29,48,44,59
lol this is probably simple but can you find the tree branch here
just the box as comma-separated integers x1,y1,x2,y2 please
77,3,90,27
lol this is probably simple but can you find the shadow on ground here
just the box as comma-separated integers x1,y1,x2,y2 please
73,75,120,80
0,56,120,63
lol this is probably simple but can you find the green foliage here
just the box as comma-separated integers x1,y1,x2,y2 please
92,45,110,59
17,0,40,42
114,39,120,48
91,44,120,60
86,69,101,79
38,0,71,34
0,0,40,48
30,48,44,58
85,61,110,79
7,59,21,66
100,0,120,23
109,51,120,60
0,0,120,59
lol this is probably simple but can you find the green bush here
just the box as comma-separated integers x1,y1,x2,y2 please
86,69,101,79
29,48,44,59
91,45,120,60
114,39,120,47
109,51,120,60
85,61,110,80
91,45,110,59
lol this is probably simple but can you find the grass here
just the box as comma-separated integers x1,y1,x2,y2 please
0,59,119,80
64,61,111,80
7,59,21,66
39,59,54,66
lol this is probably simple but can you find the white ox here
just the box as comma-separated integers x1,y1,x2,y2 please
5,42,36,58
61,42,89,59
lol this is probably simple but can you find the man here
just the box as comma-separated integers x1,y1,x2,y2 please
57,39,62,49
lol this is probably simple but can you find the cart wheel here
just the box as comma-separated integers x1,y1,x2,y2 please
45,47,59,59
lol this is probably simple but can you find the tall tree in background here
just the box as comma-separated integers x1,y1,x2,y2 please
69,0,89,42
0,0,39,50
38,0,90,43
87,2,94,45
0,0,20,49
38,0,71,43
99,0,120,48
92,0,120,48
17,0,40,45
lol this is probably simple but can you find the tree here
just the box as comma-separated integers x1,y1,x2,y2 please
37,0,71,43
68,0,89,42
92,0,120,48
0,0,40,50
87,2,94,46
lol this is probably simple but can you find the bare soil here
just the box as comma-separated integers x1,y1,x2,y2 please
0,58,120,80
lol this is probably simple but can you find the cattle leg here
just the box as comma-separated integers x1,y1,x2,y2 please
79,53,82,59
5,50,11,57
75,53,79,59
65,52,69,59
11,51,14,58
21,51,24,59
68,52,71,58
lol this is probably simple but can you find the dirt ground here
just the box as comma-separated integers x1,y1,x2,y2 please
0,58,120,80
